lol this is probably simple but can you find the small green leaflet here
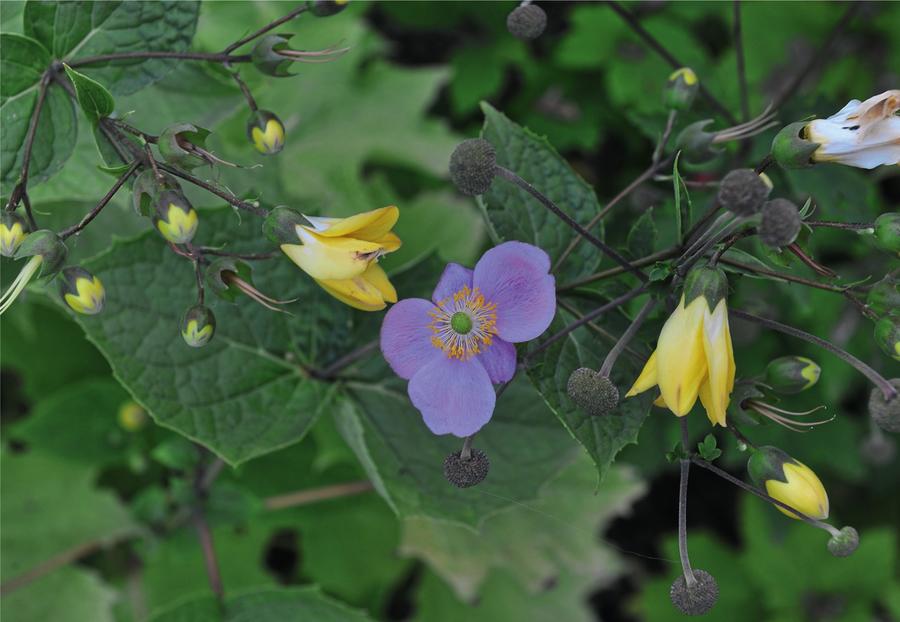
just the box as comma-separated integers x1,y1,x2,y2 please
63,64,114,125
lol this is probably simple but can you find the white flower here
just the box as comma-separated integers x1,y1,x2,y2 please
806,89,900,169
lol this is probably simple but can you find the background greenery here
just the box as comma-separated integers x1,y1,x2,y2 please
1,1,898,621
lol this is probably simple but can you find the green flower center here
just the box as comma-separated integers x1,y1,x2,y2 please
450,311,473,334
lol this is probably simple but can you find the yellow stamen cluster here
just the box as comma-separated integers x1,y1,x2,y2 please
429,285,498,360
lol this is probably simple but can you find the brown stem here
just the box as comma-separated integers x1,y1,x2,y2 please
5,73,52,211
158,162,268,217
557,299,645,363
599,298,657,377
21,193,38,230
192,513,224,606
222,4,310,55
228,69,258,111
264,481,373,511
59,161,140,239
606,0,738,124
67,51,251,67
787,243,838,278
558,248,679,292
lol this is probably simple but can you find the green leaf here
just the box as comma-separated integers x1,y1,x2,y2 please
525,304,654,480
400,459,645,601
24,0,200,95
1,567,118,622
627,207,658,258
477,102,603,282
335,377,578,528
66,207,353,466
146,586,375,622
63,63,114,125
0,33,77,197
697,434,721,461
0,450,137,580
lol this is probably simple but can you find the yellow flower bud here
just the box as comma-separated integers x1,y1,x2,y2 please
247,110,285,155
1,212,29,257
118,401,148,432
748,446,829,520
59,267,106,315
154,191,198,244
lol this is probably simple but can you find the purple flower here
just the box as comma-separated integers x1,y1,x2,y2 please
380,241,556,437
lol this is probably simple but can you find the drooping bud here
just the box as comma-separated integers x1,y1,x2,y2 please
566,367,619,416
181,305,216,348
506,4,546,40
664,67,699,111
443,449,490,488
683,264,728,307
675,120,720,164
717,168,771,216
449,138,497,196
307,0,349,17
866,275,900,318
14,229,67,277
874,315,900,361
158,123,213,170
873,212,900,255
669,570,719,616
1,211,29,257
132,169,181,217
58,266,105,315
247,110,285,155
827,526,859,557
118,401,148,432
759,198,801,248
263,206,307,244
747,446,829,520
153,190,198,245
251,34,296,77
764,355,820,394
868,379,900,433
771,121,820,169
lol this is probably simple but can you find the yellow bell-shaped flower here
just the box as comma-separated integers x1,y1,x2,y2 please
626,265,735,426
280,205,401,311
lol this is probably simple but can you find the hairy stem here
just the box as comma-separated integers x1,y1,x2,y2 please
730,308,897,400
495,166,648,281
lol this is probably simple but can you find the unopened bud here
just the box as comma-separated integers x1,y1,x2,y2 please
748,446,829,520
506,4,546,40
771,121,820,169
827,526,859,557
307,0,349,17
873,212,899,255
866,275,899,318
717,168,771,216
1,212,29,257
874,315,900,362
759,198,801,248
181,305,216,347
118,401,148,432
251,34,295,77
664,67,699,111
567,367,619,416
675,119,720,164
670,570,719,616
263,206,306,244
868,379,900,433
158,123,213,170
247,110,285,155
132,169,180,217
443,449,490,488
58,267,105,315
14,229,67,277
449,138,496,196
764,356,820,394
154,190,198,244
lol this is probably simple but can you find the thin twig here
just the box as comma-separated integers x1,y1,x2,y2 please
677,418,696,585
67,51,251,67
557,248,679,292
317,340,380,379
222,4,310,55
557,299,645,363
599,298,657,377
264,481,373,511
495,166,648,281
606,0,738,124
730,308,897,400
5,73,52,211
228,69,258,111
158,162,268,217
192,513,224,606
21,193,37,230
805,220,873,231
787,243,837,278
59,161,140,239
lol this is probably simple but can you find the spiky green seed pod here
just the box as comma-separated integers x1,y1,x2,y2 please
449,139,497,196
567,367,619,416
443,449,490,488
670,570,719,616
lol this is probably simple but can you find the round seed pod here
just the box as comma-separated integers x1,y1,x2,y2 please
827,526,859,558
449,139,497,196
443,449,490,488
506,4,547,40
670,570,719,616
717,168,771,216
759,198,802,248
566,367,619,416
868,379,900,433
